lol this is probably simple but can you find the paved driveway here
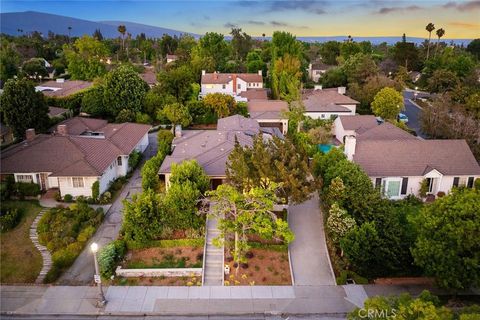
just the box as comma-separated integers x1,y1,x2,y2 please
58,132,158,285
288,193,336,286
403,90,429,139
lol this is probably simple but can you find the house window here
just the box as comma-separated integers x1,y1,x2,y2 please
206,84,213,89
375,178,382,188
459,177,467,187
72,177,84,188
237,84,241,89
117,156,122,166
425,177,434,193
453,177,459,187
321,114,325,119
385,180,401,197
467,177,474,188
222,84,226,89
17,174,33,183
401,178,408,195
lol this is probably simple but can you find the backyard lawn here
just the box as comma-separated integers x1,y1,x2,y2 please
0,201,43,283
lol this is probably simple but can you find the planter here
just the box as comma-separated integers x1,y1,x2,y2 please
115,266,202,278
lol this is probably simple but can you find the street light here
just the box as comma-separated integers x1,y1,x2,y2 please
90,242,107,307
414,86,418,101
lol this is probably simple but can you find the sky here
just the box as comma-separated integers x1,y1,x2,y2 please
1,0,480,38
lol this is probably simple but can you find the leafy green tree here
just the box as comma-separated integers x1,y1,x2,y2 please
320,67,347,88
466,38,480,60
158,34,179,57
349,75,402,115
371,87,404,120
427,69,460,93
115,108,136,122
230,28,252,62
0,41,20,83
393,40,419,70
342,53,378,85
348,291,453,320
169,160,210,194
412,188,480,290
141,150,167,191
272,54,302,101
271,31,303,59
319,41,341,65
203,93,237,118
81,86,106,117
0,78,49,138
157,65,195,103
122,189,165,243
162,102,192,128
64,35,109,80
246,51,265,73
21,58,48,79
103,65,149,119
340,41,361,61
327,203,356,246
196,32,230,71
207,184,294,273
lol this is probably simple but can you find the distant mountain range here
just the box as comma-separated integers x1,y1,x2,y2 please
0,11,474,46
0,11,197,38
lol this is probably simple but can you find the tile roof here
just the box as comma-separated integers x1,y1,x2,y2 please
48,106,68,117
159,115,281,176
353,139,480,177
238,89,268,100
140,69,157,85
338,115,378,131
36,80,93,97
301,89,359,112
202,72,262,85
1,117,151,177
248,100,288,120
357,122,418,141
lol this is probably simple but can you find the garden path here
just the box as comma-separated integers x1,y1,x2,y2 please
202,217,224,286
30,208,52,284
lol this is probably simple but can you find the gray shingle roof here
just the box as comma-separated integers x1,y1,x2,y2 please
338,115,378,131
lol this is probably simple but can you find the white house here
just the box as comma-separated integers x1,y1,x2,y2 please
200,70,263,102
1,117,150,198
302,87,358,120
307,62,334,82
335,116,480,199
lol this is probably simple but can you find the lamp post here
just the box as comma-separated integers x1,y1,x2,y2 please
414,86,418,101
90,242,106,307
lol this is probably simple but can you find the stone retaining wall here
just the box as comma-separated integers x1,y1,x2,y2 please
116,266,202,278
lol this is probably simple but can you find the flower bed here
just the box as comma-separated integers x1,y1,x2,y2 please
224,244,292,286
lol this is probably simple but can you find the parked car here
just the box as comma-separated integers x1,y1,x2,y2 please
398,113,409,123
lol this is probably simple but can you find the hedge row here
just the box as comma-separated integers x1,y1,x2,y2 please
126,238,205,250
247,242,288,252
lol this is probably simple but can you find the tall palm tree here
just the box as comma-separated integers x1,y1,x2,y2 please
118,25,126,50
435,28,445,57
425,23,435,60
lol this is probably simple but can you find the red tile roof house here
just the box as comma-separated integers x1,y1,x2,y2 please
334,115,480,199
35,79,93,98
1,117,151,198
200,70,264,102
158,115,283,190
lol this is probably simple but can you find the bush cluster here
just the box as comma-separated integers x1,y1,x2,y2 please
128,150,142,171
14,182,41,199
38,201,104,282
0,208,22,232
98,239,127,278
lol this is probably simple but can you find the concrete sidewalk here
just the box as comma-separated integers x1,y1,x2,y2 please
0,285,355,316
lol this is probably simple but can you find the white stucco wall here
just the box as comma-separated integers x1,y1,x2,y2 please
135,133,149,153
201,79,262,96
58,176,98,197
99,161,119,194
333,117,356,142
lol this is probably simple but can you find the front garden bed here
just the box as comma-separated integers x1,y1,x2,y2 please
123,246,203,269
224,244,292,286
112,275,202,286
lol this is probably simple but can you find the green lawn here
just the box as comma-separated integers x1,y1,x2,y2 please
1,201,43,283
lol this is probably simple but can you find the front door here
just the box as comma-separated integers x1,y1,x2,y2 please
39,173,49,190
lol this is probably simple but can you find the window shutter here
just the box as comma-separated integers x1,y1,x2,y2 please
375,178,382,188
401,178,408,195
453,177,459,187
467,177,474,188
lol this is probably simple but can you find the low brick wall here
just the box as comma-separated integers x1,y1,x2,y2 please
115,266,202,278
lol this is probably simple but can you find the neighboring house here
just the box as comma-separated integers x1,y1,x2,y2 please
159,115,282,190
0,123,14,146
140,68,157,87
247,99,289,135
238,88,268,101
35,79,93,98
409,71,421,83
308,62,334,82
200,70,263,102
334,115,480,199
166,54,178,63
1,117,151,198
302,87,359,120
48,106,70,119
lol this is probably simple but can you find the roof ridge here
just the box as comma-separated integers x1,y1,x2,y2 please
67,135,120,173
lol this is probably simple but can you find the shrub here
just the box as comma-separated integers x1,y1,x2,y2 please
128,150,142,170
99,191,111,204
15,182,41,197
77,225,96,243
54,192,62,201
91,181,100,200
475,178,480,190
63,194,73,202
157,130,174,155
52,247,77,269
98,240,126,278
0,208,22,232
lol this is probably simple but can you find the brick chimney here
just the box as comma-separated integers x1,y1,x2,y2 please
202,70,206,76
258,70,262,75
338,86,346,95
344,135,357,161
25,128,36,141
213,71,218,80
57,124,68,136
232,74,237,94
